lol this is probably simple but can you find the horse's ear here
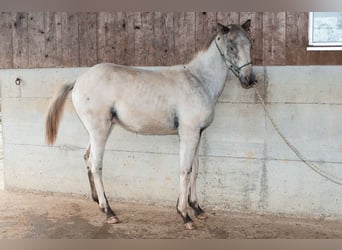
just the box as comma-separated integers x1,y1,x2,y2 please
217,23,230,34
241,19,251,32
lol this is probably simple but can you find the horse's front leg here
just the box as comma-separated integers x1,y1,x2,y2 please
188,146,208,220
177,127,201,230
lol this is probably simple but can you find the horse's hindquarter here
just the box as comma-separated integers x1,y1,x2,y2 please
72,63,214,135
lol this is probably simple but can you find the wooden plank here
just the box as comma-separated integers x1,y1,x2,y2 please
5,12,342,68
78,12,98,66
216,12,240,25
54,13,63,67
195,12,217,51
27,12,62,68
240,12,263,65
113,12,135,66
153,12,175,66
308,48,327,63
262,12,286,65
97,12,115,63
58,12,79,67
305,51,321,65
319,51,342,64
285,12,308,65
298,12,321,65
43,12,61,67
174,12,196,64
27,12,46,68
0,12,13,68
134,12,154,66
12,12,29,68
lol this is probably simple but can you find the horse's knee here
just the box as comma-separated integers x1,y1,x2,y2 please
191,171,199,179
180,169,192,180
92,166,103,176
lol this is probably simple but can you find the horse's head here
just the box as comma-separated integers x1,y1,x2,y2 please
216,20,256,89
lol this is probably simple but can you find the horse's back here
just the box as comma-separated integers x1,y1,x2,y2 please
72,63,183,134
72,63,214,134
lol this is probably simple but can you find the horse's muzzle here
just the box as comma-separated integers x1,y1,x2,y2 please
241,72,257,89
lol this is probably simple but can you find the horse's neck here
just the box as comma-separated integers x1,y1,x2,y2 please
187,41,229,104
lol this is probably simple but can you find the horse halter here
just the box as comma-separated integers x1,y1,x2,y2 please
214,39,252,78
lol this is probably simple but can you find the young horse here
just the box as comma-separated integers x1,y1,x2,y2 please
45,20,256,230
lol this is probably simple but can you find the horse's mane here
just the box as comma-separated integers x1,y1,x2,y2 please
188,24,244,65
199,24,242,52
201,32,219,52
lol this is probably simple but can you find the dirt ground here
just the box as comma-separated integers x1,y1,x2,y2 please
1,190,342,239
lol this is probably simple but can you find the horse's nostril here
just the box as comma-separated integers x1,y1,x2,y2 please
248,74,256,85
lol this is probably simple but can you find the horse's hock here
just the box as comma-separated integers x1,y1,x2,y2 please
0,66,342,219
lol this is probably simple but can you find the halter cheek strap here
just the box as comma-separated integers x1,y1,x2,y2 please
214,39,252,78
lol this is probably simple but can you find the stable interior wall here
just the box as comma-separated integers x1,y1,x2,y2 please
1,66,342,219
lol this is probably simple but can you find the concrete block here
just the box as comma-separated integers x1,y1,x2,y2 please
198,157,264,212
266,160,342,219
1,68,88,99
202,103,265,159
0,159,3,190
2,98,266,159
4,142,264,210
266,104,342,163
4,144,89,194
267,66,342,104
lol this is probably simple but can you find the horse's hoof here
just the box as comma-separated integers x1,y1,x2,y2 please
107,216,120,224
196,212,208,220
184,221,196,230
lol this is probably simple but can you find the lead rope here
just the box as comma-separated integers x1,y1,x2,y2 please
253,85,342,186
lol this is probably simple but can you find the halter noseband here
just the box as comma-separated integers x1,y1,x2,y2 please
214,39,252,78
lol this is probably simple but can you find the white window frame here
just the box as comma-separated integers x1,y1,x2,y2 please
307,12,342,51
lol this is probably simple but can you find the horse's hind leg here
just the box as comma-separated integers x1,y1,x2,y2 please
88,120,119,224
84,144,99,203
188,147,207,220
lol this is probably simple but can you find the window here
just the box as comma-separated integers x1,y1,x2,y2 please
308,12,342,51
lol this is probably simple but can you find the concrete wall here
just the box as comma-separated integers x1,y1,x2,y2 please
0,123,3,190
1,66,342,219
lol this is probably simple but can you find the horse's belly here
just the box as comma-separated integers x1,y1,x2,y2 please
114,107,178,135
117,119,178,135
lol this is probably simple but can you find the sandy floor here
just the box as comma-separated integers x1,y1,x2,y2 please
1,190,342,239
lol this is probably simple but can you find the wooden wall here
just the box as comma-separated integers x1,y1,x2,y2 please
0,12,341,69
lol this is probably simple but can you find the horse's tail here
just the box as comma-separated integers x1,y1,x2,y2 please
45,82,75,145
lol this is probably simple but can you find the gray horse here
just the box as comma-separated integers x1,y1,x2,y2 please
45,19,256,230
